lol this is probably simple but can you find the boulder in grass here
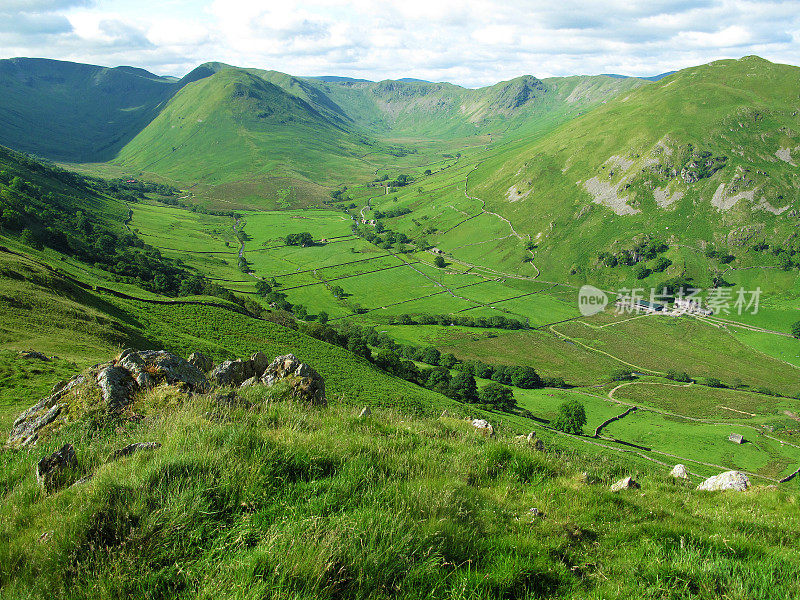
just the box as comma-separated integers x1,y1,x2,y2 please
696,470,750,492
471,418,494,437
610,476,640,492
358,406,371,418
36,443,76,491
670,464,689,479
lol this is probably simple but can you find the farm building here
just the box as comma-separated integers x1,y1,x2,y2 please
431,247,443,254
729,433,744,444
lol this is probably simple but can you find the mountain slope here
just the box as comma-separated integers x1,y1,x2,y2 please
0,58,182,162
469,56,800,286
112,68,379,186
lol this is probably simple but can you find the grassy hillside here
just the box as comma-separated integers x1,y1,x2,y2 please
0,58,182,162
2,383,799,599
468,56,800,288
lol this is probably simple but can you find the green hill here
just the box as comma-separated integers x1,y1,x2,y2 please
0,58,182,162
0,57,649,193
467,56,800,287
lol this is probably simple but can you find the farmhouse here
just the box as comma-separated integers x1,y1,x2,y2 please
729,433,744,444
431,247,443,254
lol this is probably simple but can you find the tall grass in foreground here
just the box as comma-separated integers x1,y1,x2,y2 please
1,385,799,599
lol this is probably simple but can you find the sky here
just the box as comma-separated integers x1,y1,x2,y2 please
1,0,799,87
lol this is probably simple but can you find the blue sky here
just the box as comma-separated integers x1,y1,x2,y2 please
1,0,799,86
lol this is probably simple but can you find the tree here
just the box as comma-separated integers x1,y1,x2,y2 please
479,382,515,411
510,366,541,389
317,311,329,324
20,228,42,250
633,264,651,279
255,280,272,296
426,367,452,394
440,353,458,369
665,369,692,383
434,256,446,268
450,371,478,402
792,321,800,339
285,232,314,247
551,400,586,435
419,346,441,366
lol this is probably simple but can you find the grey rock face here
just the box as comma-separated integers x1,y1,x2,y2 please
188,351,214,372
696,470,750,492
36,443,76,490
8,350,209,448
137,350,208,390
8,375,85,447
97,366,138,411
261,354,326,406
210,359,255,387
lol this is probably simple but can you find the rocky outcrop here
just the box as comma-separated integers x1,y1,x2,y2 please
8,375,85,447
670,464,689,479
188,352,214,372
210,359,255,387
134,350,208,390
250,352,269,377
262,354,327,406
97,366,138,411
696,470,750,492
36,443,76,491
20,350,49,361
610,476,640,492
8,350,325,447
8,350,208,448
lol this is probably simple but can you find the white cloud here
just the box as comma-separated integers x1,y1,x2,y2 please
0,0,798,86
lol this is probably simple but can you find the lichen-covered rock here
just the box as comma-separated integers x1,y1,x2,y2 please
471,418,494,436
8,375,85,447
97,365,138,411
696,470,750,492
670,464,689,479
261,354,326,406
188,352,214,372
251,351,269,378
240,376,259,388
107,442,161,462
137,350,208,390
8,350,209,448
610,476,640,492
210,359,255,387
36,443,76,491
